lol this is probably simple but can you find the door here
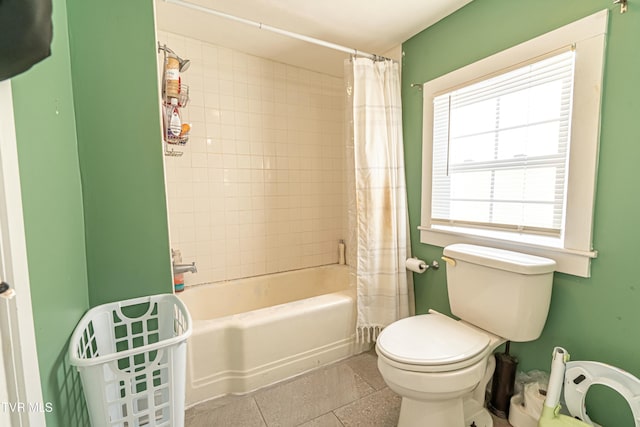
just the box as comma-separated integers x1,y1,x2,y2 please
0,281,12,426
0,79,45,426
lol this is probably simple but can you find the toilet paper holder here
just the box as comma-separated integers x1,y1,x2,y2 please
405,257,440,273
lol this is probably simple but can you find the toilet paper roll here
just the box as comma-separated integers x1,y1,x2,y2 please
405,258,427,273
523,382,547,420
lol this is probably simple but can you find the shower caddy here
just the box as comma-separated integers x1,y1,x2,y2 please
158,43,190,157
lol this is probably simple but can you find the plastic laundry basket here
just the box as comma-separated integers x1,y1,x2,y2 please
69,294,192,427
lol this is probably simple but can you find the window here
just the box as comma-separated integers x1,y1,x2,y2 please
432,50,575,236
419,10,608,277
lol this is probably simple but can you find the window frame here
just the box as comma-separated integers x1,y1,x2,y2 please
419,10,608,277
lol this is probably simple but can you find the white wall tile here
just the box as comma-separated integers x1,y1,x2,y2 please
163,32,346,286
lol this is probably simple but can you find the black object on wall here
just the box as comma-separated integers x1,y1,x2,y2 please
0,0,53,81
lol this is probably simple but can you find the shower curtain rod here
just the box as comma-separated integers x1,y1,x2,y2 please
164,0,388,61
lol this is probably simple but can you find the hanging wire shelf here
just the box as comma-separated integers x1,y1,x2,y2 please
164,141,184,157
165,134,188,145
158,43,190,157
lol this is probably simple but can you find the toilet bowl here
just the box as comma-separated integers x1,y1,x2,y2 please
376,312,504,427
376,244,557,427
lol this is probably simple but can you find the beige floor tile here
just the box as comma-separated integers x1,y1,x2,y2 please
491,414,513,426
185,396,266,427
254,363,374,427
297,412,344,427
333,387,401,427
185,394,248,420
345,350,387,391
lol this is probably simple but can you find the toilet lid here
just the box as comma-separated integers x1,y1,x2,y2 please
377,314,490,368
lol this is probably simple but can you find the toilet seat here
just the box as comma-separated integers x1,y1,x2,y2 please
564,360,640,426
376,314,491,373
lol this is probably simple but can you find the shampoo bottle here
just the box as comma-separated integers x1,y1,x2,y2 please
173,249,185,293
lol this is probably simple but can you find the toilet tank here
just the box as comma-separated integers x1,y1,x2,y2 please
443,244,556,342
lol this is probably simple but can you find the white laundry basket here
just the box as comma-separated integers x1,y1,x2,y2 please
69,294,192,427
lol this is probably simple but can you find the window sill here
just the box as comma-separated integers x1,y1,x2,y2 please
418,225,597,278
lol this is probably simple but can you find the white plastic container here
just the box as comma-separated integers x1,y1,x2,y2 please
69,294,192,427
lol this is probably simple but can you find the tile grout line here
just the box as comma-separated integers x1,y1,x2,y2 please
331,410,347,427
252,395,270,427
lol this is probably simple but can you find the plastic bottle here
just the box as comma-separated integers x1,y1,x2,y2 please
338,240,346,265
174,273,184,293
165,56,180,99
173,250,185,293
167,98,182,140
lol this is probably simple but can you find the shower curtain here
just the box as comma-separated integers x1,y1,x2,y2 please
345,57,413,343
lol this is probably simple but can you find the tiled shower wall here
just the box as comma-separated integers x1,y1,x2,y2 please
157,31,347,286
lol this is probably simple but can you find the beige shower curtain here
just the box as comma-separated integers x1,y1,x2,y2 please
345,57,413,343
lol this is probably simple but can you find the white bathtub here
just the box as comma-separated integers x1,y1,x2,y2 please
178,265,369,406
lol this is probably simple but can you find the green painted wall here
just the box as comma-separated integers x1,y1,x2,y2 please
12,1,172,425
11,0,90,425
66,0,172,306
403,1,640,424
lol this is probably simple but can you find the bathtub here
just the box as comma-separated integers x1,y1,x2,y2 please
177,264,369,406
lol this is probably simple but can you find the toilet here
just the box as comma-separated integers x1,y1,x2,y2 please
376,243,556,427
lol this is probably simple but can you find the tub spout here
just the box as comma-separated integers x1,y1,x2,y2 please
174,262,197,274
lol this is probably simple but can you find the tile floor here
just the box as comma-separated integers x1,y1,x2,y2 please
185,351,514,427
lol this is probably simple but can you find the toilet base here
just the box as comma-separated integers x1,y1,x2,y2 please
397,396,493,427
464,397,493,427
397,396,464,427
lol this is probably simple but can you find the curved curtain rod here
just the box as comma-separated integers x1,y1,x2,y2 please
163,0,390,61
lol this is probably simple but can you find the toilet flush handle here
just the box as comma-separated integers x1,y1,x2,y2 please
441,256,457,267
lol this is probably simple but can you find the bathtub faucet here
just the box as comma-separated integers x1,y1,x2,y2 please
173,261,197,274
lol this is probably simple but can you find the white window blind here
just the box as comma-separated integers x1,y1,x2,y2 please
431,50,575,237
